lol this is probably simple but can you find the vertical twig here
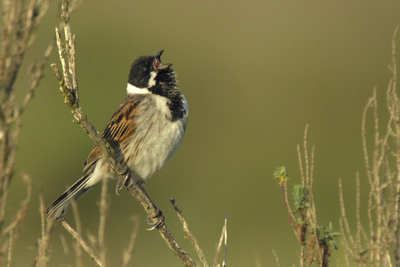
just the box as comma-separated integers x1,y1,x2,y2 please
6,230,13,267
98,176,109,265
60,235,73,267
37,195,52,267
70,197,83,267
213,213,227,267
390,25,400,267
338,26,400,267
120,215,140,267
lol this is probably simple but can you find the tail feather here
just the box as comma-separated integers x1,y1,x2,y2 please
46,175,91,219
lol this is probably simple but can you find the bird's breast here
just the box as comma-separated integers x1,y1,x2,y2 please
121,94,187,182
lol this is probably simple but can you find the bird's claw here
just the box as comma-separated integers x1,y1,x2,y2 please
145,209,164,231
115,171,130,196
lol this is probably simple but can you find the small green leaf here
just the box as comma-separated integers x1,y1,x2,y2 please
318,222,341,250
274,166,288,185
293,185,308,213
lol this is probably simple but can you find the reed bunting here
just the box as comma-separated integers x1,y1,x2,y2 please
46,50,188,219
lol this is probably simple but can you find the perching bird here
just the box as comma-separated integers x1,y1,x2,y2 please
46,50,188,220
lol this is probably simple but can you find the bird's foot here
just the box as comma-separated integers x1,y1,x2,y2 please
146,208,164,231
115,171,131,195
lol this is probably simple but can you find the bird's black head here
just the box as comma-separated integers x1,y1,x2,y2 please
128,50,174,89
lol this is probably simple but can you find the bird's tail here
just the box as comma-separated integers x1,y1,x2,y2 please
46,175,92,220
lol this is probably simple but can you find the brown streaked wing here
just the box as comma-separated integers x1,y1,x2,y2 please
83,96,143,173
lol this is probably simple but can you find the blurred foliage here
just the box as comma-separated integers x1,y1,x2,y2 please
318,222,340,251
293,184,309,214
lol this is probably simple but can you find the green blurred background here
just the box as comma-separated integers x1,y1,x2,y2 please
5,0,400,266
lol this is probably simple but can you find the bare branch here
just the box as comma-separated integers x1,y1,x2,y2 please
171,198,209,267
338,26,400,267
58,218,104,267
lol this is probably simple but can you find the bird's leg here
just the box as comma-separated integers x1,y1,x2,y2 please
116,170,164,230
115,168,130,195
139,185,165,230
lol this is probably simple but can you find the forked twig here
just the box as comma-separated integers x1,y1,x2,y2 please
338,26,400,267
213,213,227,267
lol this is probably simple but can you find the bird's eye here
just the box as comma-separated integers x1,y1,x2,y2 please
141,67,147,72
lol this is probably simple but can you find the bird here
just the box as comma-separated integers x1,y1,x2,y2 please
46,50,188,220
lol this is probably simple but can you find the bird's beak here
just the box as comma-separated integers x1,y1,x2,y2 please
154,50,172,70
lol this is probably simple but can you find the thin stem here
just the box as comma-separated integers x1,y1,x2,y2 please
171,198,209,267
58,218,104,267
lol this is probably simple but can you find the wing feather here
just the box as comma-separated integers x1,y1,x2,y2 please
83,95,144,173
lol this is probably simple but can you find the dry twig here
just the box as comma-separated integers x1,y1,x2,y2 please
70,197,84,267
58,218,104,267
0,0,63,264
36,195,52,267
171,198,209,267
213,212,227,267
120,216,140,267
60,234,73,267
339,26,400,267
98,176,109,265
